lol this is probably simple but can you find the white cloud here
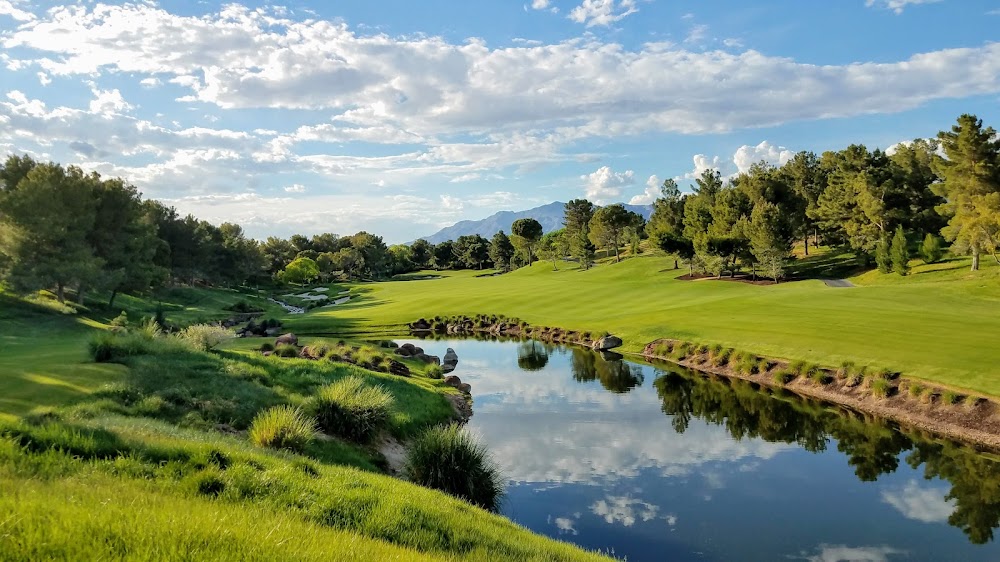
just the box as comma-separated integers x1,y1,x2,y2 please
139,77,161,88
880,480,954,523
531,0,551,9
590,495,660,527
569,0,638,27
0,0,34,22
629,174,662,205
799,544,906,562
733,140,794,174
865,0,943,14
88,88,132,116
283,183,306,193
552,516,578,535
582,165,634,203
685,24,709,44
36,72,50,86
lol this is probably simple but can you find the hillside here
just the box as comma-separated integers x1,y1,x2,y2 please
419,201,653,244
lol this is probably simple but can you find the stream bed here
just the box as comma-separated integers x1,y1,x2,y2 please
398,337,1000,562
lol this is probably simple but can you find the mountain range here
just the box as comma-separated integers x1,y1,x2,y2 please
419,202,654,244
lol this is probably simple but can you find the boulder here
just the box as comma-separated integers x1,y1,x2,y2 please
275,333,298,346
457,383,472,394
593,335,623,351
441,362,456,374
443,348,458,365
387,360,410,377
416,354,440,365
444,375,462,388
395,344,414,357
410,318,432,331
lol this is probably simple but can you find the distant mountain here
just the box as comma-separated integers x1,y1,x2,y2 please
419,201,654,244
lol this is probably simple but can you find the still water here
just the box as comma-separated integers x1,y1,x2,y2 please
400,337,1000,562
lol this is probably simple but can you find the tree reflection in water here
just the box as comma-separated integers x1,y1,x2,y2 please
651,361,1000,545
569,347,644,393
517,341,551,372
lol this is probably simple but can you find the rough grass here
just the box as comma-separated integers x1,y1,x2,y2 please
285,254,1000,398
307,376,395,442
405,424,506,513
249,405,317,452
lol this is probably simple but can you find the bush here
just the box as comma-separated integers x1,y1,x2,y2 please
248,405,316,452
274,344,299,358
920,233,944,264
425,365,444,379
306,376,394,442
870,378,891,398
405,424,505,512
109,311,129,329
259,342,275,353
176,324,233,352
89,330,179,363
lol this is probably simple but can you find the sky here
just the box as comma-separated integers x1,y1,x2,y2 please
1,0,999,244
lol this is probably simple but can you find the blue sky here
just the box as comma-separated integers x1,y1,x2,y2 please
1,0,998,243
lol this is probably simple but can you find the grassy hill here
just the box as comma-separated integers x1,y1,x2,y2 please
286,251,1000,397
0,289,608,561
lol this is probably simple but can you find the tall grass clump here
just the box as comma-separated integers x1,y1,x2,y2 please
942,391,961,405
710,347,733,367
837,361,855,380
870,378,891,399
846,366,866,387
306,376,394,442
176,324,233,352
404,424,505,512
772,369,796,385
248,405,316,453
89,327,181,363
732,351,759,375
908,383,925,398
274,344,299,358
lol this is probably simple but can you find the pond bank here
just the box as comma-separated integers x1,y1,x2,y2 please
406,315,1000,452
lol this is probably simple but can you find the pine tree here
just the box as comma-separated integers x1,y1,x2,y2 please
920,233,943,264
875,234,891,274
891,225,910,276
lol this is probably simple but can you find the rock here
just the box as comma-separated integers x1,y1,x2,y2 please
417,354,440,365
387,360,410,377
410,318,432,331
275,333,298,346
299,346,315,359
262,351,273,357
442,362,456,374
593,335,623,351
444,375,462,388
458,383,472,394
599,350,624,362
397,343,417,357
443,348,458,365
265,327,281,337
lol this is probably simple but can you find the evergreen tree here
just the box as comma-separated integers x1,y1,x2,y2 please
891,225,910,276
920,233,944,264
511,218,543,265
875,235,891,274
589,204,641,263
488,231,515,272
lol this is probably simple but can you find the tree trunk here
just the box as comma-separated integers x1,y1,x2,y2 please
56,282,65,303
971,248,980,271
108,289,119,309
673,259,679,270
804,235,809,256
614,246,620,263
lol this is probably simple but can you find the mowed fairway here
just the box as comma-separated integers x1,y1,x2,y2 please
288,254,1000,397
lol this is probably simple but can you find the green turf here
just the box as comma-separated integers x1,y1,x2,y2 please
285,251,1000,397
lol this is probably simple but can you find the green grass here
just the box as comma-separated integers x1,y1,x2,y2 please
284,252,1000,398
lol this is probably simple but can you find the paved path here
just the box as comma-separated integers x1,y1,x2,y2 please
822,278,855,288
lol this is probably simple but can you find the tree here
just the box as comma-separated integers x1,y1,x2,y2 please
564,199,595,266
693,168,723,201
748,202,791,283
655,232,696,276
455,235,490,270
433,240,455,270
260,237,298,276
89,177,165,307
0,163,101,302
891,225,910,276
538,230,564,270
489,231,515,273
932,114,1000,271
588,204,641,262
647,178,686,268
779,151,826,255
875,235,892,274
410,239,433,270
920,233,944,264
331,247,364,279
278,257,319,285
511,218,543,266
350,232,390,278
388,244,414,275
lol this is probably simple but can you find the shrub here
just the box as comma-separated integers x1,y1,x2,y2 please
891,225,910,276
176,324,233,352
135,317,163,340
274,344,299,358
425,365,444,379
306,376,395,442
870,378,891,398
89,330,178,362
920,233,944,264
248,405,316,452
772,369,795,384
109,311,129,329
837,361,855,379
259,342,275,353
405,424,505,512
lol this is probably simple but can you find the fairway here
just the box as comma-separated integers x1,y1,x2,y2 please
287,254,1000,397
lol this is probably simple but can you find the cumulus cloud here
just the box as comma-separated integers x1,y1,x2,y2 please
283,183,306,193
0,0,34,22
88,88,132,116
733,140,794,174
530,0,551,9
569,0,638,27
880,480,955,523
582,165,634,203
865,0,943,14
590,495,660,527
629,174,662,205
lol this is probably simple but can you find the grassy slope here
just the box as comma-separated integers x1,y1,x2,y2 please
287,253,1000,397
0,289,606,561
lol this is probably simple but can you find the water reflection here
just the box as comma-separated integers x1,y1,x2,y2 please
403,336,1000,560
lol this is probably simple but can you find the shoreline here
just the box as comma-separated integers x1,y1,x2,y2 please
402,315,1000,452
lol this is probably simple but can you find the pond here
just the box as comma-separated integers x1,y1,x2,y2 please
399,337,1000,562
